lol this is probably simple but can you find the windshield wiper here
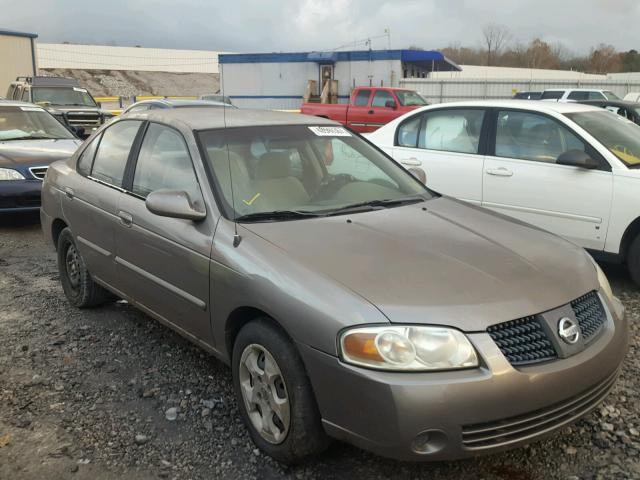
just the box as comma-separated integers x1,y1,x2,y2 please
325,196,425,215
235,210,324,222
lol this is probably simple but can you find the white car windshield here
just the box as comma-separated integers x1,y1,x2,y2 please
198,125,431,221
0,106,75,141
566,110,640,166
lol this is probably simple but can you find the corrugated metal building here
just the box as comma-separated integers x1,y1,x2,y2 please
0,28,37,95
219,49,460,110
37,43,224,74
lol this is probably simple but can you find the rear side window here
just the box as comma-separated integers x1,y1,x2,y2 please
77,134,102,176
396,115,422,147
568,91,588,101
371,90,394,107
132,123,201,199
418,109,485,154
541,91,563,100
91,121,142,187
21,88,30,102
353,90,371,106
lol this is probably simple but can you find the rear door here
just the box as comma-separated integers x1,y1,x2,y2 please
61,120,143,290
114,122,215,344
391,107,488,205
482,109,613,250
346,89,373,132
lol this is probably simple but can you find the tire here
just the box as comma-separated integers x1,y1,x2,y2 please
232,319,329,464
57,228,112,308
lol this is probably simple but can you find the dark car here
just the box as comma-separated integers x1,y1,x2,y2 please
6,76,113,137
513,91,542,100
578,100,640,126
122,98,235,114
0,100,81,213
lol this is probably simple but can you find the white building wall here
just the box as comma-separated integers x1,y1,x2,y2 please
37,43,223,73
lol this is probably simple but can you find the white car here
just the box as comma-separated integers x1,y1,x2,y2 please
366,100,640,283
541,89,621,102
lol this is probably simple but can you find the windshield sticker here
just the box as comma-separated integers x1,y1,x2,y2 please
19,107,45,112
73,87,88,92
308,126,351,137
242,192,261,206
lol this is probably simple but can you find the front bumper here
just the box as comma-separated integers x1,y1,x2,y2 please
0,180,43,212
299,295,628,461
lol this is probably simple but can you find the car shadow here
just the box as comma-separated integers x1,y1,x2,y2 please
0,212,41,230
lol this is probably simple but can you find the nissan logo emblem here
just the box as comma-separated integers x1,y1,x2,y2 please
558,317,580,344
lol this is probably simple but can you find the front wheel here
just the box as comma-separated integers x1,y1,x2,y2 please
57,228,112,308
232,319,329,464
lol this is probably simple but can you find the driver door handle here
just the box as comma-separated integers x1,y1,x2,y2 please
368,110,375,114
486,167,513,177
400,158,422,167
118,211,133,227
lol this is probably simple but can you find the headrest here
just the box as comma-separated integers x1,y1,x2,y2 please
255,152,291,179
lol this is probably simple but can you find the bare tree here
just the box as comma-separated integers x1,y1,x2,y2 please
482,24,510,66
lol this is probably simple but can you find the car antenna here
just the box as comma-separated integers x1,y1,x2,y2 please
221,62,241,247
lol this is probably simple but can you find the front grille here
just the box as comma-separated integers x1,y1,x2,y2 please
29,166,48,180
461,369,618,449
572,291,606,343
487,315,557,366
65,112,102,127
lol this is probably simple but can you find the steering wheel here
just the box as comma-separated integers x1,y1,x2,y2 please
312,173,356,201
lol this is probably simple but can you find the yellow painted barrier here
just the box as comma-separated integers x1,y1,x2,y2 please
94,96,120,103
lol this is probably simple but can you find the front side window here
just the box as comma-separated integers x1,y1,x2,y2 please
77,134,101,176
353,90,371,106
198,125,430,220
418,109,485,154
495,110,586,163
566,110,640,166
371,91,394,108
603,91,621,100
32,87,97,107
395,90,427,106
91,121,142,186
132,124,201,199
0,106,75,141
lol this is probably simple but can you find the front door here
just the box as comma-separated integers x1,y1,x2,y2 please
391,108,488,205
114,123,215,344
482,109,613,250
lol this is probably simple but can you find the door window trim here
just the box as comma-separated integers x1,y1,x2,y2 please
394,106,491,156
487,107,611,172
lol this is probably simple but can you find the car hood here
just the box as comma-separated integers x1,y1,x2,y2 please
244,197,598,331
0,139,81,168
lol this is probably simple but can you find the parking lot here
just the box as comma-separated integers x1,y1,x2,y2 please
0,213,638,479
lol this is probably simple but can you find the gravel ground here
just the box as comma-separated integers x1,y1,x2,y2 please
1,213,639,480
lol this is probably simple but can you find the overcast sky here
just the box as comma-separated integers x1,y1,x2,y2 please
1,0,637,54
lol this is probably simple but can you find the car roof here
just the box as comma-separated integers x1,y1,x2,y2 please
0,99,45,108
543,88,609,92
579,100,640,108
124,107,337,130
416,100,603,114
129,99,232,109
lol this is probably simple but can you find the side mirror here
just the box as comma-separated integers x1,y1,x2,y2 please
146,189,206,221
71,126,85,138
97,102,102,108
408,167,427,184
556,150,599,169
385,100,398,109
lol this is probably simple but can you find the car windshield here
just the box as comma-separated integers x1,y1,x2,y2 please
197,125,431,221
604,91,621,101
566,110,640,166
32,87,97,107
0,105,75,141
395,90,428,106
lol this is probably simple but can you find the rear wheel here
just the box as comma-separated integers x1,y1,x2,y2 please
232,319,329,464
57,228,112,308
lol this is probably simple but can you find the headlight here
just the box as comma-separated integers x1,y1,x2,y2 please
593,258,615,304
0,168,26,181
339,325,479,371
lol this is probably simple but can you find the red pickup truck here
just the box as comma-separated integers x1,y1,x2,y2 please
300,87,428,133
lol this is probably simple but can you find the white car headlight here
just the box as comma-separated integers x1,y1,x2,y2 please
0,168,25,181
339,325,479,371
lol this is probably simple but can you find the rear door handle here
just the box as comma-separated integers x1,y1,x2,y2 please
485,167,513,177
400,157,422,167
118,211,133,227
64,187,74,199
